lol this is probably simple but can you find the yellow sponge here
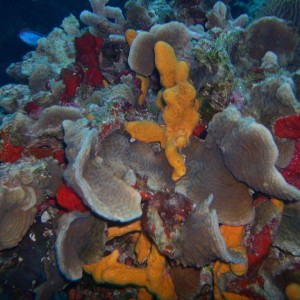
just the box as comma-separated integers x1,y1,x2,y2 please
126,41,200,181
154,41,177,88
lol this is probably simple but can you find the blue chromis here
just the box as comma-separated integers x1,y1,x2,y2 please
18,29,45,47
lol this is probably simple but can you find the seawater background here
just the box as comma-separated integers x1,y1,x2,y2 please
0,0,124,87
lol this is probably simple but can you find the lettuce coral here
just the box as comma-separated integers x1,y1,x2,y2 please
55,211,107,280
0,158,62,249
63,118,172,222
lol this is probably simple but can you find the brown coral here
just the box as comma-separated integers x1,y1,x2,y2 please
63,119,142,222
178,136,255,225
0,158,62,249
245,17,298,66
55,211,107,280
63,118,172,222
174,196,248,267
274,201,300,255
128,22,192,76
256,0,300,34
207,106,300,201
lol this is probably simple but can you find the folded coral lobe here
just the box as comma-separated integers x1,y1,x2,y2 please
208,106,300,201
63,119,142,222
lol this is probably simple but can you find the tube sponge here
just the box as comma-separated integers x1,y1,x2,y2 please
126,41,200,181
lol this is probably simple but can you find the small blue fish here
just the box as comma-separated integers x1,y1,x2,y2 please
18,29,45,47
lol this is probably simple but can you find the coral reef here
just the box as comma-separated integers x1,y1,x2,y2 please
7,16,81,84
1,2,300,299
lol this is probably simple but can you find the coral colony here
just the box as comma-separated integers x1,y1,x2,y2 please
1,0,300,299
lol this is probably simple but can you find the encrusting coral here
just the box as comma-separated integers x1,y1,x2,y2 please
126,41,200,180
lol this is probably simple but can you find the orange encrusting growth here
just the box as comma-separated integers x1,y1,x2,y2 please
125,120,166,147
125,41,200,181
125,29,138,46
285,282,300,300
135,233,152,263
270,198,284,213
103,220,171,300
138,287,153,300
213,225,249,300
82,245,177,300
154,41,177,88
106,220,142,241
136,74,149,106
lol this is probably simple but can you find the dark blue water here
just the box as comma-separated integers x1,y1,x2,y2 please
0,0,250,87
0,0,124,86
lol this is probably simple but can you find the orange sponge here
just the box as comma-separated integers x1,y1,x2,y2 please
126,41,200,181
83,245,177,300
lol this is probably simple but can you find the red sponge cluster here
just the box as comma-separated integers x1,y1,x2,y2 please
0,129,24,163
56,183,89,212
60,33,106,103
274,114,300,139
274,114,300,189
